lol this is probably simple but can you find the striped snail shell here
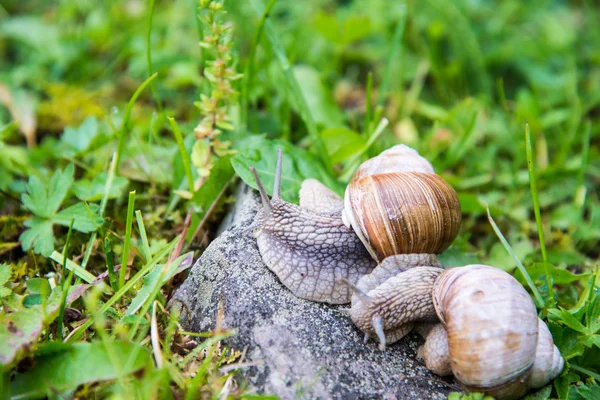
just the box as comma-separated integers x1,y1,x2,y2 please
342,145,462,263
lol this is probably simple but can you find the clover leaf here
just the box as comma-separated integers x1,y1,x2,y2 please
19,164,104,256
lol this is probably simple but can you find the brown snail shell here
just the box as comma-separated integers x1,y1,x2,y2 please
432,265,564,400
343,145,462,263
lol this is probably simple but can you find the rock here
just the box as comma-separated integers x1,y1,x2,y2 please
172,183,455,399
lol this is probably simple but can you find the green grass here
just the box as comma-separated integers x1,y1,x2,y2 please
0,0,599,398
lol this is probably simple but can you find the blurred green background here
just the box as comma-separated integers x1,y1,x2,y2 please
0,0,599,397
2,0,598,276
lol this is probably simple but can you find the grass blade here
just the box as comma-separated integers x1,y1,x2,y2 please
103,237,119,293
525,124,554,306
115,72,159,171
80,72,157,274
167,116,195,193
119,191,136,288
424,0,490,95
79,152,117,276
57,219,75,341
129,210,192,341
487,207,545,308
364,72,373,134
49,251,97,284
67,238,177,343
376,5,406,107
241,0,278,130
341,118,389,181
146,0,163,113
525,124,548,262
135,210,151,262
60,219,75,288
570,364,600,381
250,0,330,171
575,121,591,209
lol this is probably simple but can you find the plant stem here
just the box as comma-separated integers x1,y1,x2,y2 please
57,219,75,341
146,0,163,113
487,207,545,308
104,237,119,293
119,191,136,289
525,124,554,306
168,116,195,193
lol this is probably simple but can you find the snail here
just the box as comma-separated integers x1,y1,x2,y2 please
249,145,461,309
249,146,564,398
416,265,564,400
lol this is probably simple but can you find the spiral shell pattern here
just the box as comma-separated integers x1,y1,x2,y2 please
433,265,541,399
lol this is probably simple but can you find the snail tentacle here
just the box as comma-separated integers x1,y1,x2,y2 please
249,166,272,212
340,278,373,306
372,314,386,350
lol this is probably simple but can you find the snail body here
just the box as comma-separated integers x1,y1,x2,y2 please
345,254,444,348
250,153,376,304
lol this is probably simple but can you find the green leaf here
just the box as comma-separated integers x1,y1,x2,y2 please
585,294,600,334
341,15,372,43
438,247,480,267
584,335,600,348
578,383,600,400
447,393,493,400
0,288,63,368
554,374,576,400
0,265,11,298
2,293,24,311
0,264,11,288
9,341,152,399
548,323,586,360
231,136,341,204
60,116,102,155
19,218,54,257
313,12,341,44
0,287,10,298
22,294,42,308
321,128,365,165
125,252,194,316
21,164,74,218
548,307,587,334
0,16,62,59
20,176,48,218
53,203,103,233
523,385,552,400
187,155,235,240
72,173,128,202
528,263,590,285
121,315,149,325
25,278,50,296
292,65,344,129
313,12,371,45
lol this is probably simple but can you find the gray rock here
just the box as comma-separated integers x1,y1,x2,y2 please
172,183,456,399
